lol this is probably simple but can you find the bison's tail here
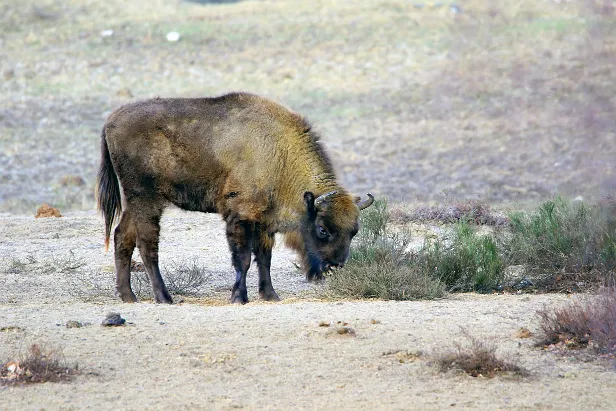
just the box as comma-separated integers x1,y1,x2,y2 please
96,127,122,252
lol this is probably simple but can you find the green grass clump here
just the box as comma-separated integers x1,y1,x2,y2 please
506,197,616,278
328,199,446,300
329,196,616,301
422,223,504,293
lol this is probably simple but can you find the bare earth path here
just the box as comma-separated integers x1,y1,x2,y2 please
1,211,616,410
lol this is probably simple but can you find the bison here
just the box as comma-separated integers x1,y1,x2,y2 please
97,92,374,304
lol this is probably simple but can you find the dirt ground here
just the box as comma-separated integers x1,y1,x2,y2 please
1,210,616,410
2,1,616,408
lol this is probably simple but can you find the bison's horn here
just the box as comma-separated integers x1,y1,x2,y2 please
314,190,337,210
356,193,375,210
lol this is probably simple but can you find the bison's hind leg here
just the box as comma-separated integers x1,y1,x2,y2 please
131,200,173,304
114,212,138,303
253,226,280,302
226,216,253,304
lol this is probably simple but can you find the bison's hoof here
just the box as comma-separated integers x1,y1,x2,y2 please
155,295,173,304
306,272,325,283
154,289,173,304
231,289,249,304
259,289,280,302
118,290,138,303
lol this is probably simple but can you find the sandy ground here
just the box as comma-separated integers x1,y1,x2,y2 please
1,210,616,410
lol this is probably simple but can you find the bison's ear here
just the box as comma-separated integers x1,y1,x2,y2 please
304,191,317,218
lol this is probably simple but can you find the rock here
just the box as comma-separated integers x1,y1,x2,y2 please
35,204,62,218
513,327,533,338
336,326,356,336
116,88,133,98
102,312,126,327
66,320,83,329
318,321,330,327
166,32,180,42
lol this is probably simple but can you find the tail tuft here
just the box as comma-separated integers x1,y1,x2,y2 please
97,127,122,251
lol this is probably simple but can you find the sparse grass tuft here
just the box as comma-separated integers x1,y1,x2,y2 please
3,254,37,275
537,287,616,354
0,344,79,385
437,330,528,378
131,259,211,299
163,259,211,296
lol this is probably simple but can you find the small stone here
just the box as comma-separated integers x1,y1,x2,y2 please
102,312,126,326
101,29,114,37
66,320,83,329
35,204,62,218
336,326,356,336
116,88,133,98
514,327,533,338
318,321,330,327
370,319,381,324
166,32,180,42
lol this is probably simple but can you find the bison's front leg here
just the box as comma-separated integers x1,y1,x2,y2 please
226,218,252,304
253,226,280,302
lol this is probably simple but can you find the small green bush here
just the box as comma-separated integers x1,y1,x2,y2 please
329,196,616,301
328,199,446,300
421,223,504,293
507,197,616,277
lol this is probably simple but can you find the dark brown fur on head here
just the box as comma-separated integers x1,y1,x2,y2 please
284,191,360,281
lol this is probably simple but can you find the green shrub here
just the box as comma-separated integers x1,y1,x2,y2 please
421,223,504,293
506,197,616,277
328,199,446,300
330,196,616,300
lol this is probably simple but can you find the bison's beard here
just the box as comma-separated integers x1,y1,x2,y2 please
283,231,325,282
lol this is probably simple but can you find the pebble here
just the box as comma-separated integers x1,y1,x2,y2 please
102,312,126,326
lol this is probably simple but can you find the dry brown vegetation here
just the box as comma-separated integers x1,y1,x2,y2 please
0,344,79,385
437,330,528,378
537,287,616,355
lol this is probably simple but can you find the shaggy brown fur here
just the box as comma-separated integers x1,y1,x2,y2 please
97,92,373,304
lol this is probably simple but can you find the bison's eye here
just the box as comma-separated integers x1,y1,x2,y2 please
317,225,329,239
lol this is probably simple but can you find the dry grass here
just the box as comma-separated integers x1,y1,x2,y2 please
0,344,79,385
131,259,211,299
537,287,616,354
437,330,528,378
391,201,509,226
1,0,616,213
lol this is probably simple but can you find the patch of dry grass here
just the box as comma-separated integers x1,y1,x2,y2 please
0,344,79,385
437,330,528,378
391,200,508,226
537,287,616,354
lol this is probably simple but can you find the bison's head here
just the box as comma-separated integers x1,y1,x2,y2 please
298,190,374,281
